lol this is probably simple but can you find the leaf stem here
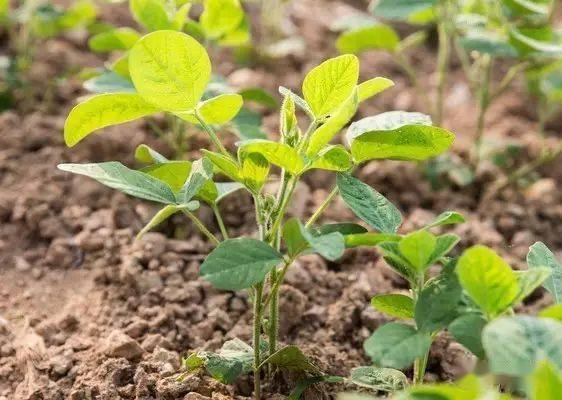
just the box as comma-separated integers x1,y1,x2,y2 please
194,110,231,158
211,204,229,239
181,210,220,245
305,186,339,228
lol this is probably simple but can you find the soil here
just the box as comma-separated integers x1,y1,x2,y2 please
1,1,561,399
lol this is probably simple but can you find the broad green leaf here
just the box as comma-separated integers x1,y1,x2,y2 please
231,108,267,140
218,16,251,46
425,211,466,229
240,153,269,193
64,93,158,146
200,238,283,290
263,345,320,374
129,31,211,112
349,366,408,392
142,161,191,191
288,376,345,400
215,182,244,202
357,77,395,102
135,144,168,164
527,242,562,303
283,218,345,261
513,268,551,305
399,230,437,271
200,0,244,39
196,94,243,125
347,111,455,163
336,25,399,54
111,54,131,78
345,232,401,248
458,31,518,58
540,304,562,321
483,316,562,376
302,55,359,118
370,0,436,20
337,173,402,233
278,86,315,119
57,162,176,204
371,294,414,319
509,27,562,57
402,374,482,399
426,234,460,265
529,360,562,400
504,0,551,17
448,313,487,358
88,27,140,52
316,223,368,236
456,246,519,317
239,88,278,109
306,90,358,156
178,158,214,203
364,323,432,369
309,145,353,172
83,71,135,94
171,2,191,30
202,150,241,181
238,140,304,175
136,202,198,239
379,242,417,281
130,0,171,31
415,268,462,332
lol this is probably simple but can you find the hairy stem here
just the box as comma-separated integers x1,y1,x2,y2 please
194,111,231,158
181,210,220,245
253,283,264,400
306,186,339,228
211,204,229,239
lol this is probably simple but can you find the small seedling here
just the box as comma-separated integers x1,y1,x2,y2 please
60,29,456,399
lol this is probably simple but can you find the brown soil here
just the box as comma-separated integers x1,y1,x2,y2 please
1,1,561,399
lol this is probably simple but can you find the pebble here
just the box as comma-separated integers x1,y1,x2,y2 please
103,330,144,360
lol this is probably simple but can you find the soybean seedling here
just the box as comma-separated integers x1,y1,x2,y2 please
0,0,98,110
60,30,456,399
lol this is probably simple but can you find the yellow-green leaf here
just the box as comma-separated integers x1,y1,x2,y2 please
238,140,304,175
336,25,399,54
202,150,241,182
64,93,158,147
130,0,172,31
197,94,243,125
200,0,244,39
371,294,414,319
302,54,359,119
129,30,211,112
357,77,394,102
241,153,269,193
136,202,199,239
89,27,140,52
309,145,352,172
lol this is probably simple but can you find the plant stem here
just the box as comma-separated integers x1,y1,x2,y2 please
211,204,229,239
305,186,339,228
435,15,450,126
181,210,220,245
194,111,231,158
472,54,492,168
253,283,264,400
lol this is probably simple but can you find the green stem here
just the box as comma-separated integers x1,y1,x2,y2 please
435,17,450,126
305,186,339,228
194,111,231,158
211,204,229,239
473,55,492,168
253,283,264,400
181,210,220,245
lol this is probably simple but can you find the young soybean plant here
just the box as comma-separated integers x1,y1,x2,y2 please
59,30,456,399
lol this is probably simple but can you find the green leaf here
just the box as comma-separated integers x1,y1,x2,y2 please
448,313,487,358
278,86,315,120
337,173,402,233
504,0,551,17
196,94,243,125
239,88,278,109
364,323,432,370
306,90,358,157
202,150,241,182
336,25,399,54
288,376,344,400
240,153,269,193
83,71,136,94
135,144,168,164
456,245,519,317
283,218,345,261
427,234,460,265
402,374,482,399
345,232,401,248
111,53,131,78
130,0,171,31
309,145,353,172
529,360,562,400
141,161,191,191
178,158,214,203
129,30,211,112
513,268,551,305
357,77,395,102
231,107,267,140
302,54,359,118
371,294,414,319
509,27,562,57
238,140,304,175
458,31,518,58
540,304,562,321
215,182,244,202
88,27,140,52
64,93,158,147
527,242,562,303
172,2,192,30
347,111,455,163
57,162,176,204
349,366,408,392
415,268,462,332
379,242,416,281
398,230,437,271
200,238,283,290
200,0,244,39
370,0,436,20
136,202,198,239
262,345,320,374
483,316,562,376
425,211,466,229
316,223,368,236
